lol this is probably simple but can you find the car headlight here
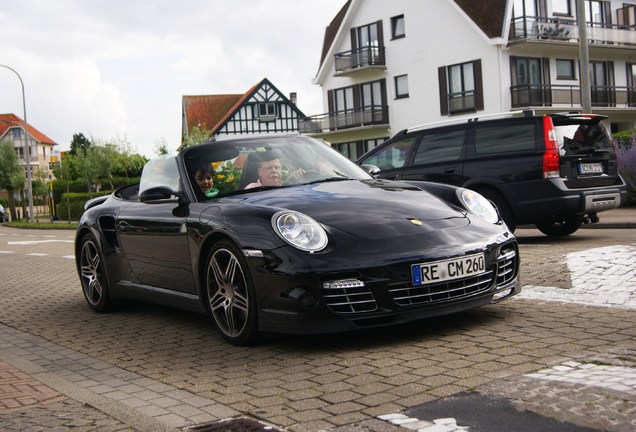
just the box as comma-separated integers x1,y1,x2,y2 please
272,211,328,252
458,189,499,224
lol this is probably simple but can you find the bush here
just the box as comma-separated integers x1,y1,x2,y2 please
613,130,636,206
0,198,7,207
57,191,112,221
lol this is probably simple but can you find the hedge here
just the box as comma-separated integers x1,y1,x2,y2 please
57,191,113,221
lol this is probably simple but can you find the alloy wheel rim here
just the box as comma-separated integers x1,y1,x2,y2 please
208,248,249,337
80,240,103,306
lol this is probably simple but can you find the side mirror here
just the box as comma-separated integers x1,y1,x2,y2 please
139,186,180,203
361,164,381,177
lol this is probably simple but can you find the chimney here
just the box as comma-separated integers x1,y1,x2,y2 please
289,92,297,106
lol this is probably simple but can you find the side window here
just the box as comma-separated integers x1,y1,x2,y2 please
413,130,465,165
362,137,417,170
474,123,536,154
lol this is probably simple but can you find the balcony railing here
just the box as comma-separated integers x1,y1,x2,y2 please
299,105,389,134
510,16,636,46
511,84,636,108
334,45,386,73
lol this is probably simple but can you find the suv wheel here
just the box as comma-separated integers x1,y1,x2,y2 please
535,215,584,237
474,189,516,232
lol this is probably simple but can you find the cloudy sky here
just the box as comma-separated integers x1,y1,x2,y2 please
0,0,345,157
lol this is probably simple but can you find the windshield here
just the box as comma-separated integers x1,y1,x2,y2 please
182,136,372,199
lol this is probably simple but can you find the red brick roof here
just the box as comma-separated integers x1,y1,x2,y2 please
0,113,57,145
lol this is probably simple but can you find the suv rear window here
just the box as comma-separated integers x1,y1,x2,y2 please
555,122,612,155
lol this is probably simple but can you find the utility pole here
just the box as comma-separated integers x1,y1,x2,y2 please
0,64,35,222
577,0,592,113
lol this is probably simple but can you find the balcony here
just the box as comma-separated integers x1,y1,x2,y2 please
510,16,636,46
334,45,386,75
299,105,389,134
511,84,636,108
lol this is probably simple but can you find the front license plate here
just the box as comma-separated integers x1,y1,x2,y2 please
578,162,603,175
411,253,486,286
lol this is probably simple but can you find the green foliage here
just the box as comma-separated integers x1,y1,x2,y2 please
181,124,213,149
69,133,92,156
0,141,22,190
0,198,8,207
211,160,241,194
57,191,111,221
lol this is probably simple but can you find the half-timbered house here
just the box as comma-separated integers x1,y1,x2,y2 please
182,78,307,144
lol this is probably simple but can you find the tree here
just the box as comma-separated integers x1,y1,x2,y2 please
181,124,213,149
154,138,169,156
69,133,92,156
0,141,23,220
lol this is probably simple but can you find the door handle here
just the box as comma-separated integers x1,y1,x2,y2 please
444,166,457,174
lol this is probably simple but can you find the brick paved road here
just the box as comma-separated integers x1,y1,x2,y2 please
0,225,635,431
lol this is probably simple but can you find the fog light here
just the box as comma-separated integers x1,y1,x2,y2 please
322,279,365,289
493,288,513,301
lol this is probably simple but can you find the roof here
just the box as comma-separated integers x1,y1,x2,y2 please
0,113,57,145
182,78,305,139
182,94,244,136
452,0,507,38
319,0,352,68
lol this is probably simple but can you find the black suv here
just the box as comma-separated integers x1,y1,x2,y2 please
357,111,627,236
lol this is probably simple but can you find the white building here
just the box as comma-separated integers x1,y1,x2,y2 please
305,0,636,159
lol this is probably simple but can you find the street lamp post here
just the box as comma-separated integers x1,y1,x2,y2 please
0,64,34,222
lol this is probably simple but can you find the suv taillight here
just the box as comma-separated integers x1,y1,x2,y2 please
542,116,560,178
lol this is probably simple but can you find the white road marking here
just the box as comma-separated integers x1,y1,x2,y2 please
519,245,636,309
8,240,74,245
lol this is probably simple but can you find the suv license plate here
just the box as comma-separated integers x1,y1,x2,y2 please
578,162,603,175
411,253,486,286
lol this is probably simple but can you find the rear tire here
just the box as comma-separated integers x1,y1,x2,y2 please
474,188,516,232
535,215,583,237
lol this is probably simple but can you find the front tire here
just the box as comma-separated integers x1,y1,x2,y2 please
205,240,259,345
535,215,583,237
79,233,113,312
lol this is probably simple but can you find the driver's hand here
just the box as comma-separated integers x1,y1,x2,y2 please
286,168,306,183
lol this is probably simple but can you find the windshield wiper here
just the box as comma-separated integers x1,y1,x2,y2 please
306,176,353,185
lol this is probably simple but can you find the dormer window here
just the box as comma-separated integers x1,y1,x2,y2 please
257,102,277,121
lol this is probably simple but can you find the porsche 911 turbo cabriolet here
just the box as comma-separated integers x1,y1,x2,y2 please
75,135,520,345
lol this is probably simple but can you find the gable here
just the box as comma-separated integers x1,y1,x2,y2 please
183,78,307,140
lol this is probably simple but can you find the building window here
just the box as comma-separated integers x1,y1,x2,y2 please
552,0,572,16
12,128,21,139
438,60,484,115
628,63,636,106
257,102,277,121
394,74,409,99
556,59,576,79
391,15,405,39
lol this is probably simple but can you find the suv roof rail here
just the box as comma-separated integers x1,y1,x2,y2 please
406,110,533,133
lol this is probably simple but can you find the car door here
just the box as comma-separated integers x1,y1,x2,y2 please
116,157,195,294
116,201,195,294
400,127,467,186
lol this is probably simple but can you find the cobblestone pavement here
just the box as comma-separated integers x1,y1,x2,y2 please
0,207,635,431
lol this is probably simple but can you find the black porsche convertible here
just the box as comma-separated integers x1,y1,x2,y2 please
75,135,520,345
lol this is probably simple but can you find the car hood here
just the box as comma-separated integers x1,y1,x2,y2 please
235,179,470,239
